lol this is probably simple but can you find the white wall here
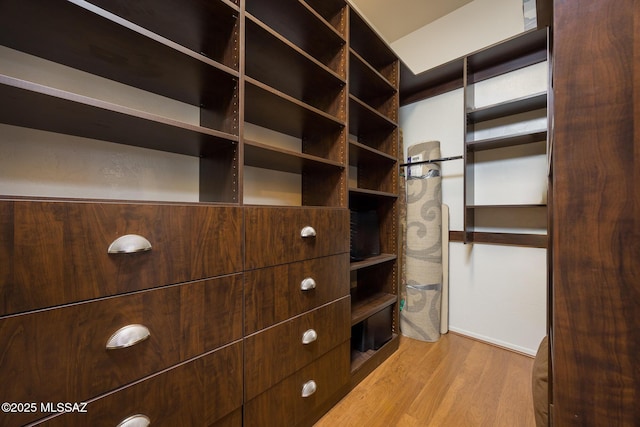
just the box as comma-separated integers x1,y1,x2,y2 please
398,6,548,354
392,0,524,74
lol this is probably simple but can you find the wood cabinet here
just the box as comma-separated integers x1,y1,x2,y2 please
550,0,640,424
0,1,398,425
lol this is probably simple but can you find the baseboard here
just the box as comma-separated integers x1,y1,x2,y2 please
448,327,536,357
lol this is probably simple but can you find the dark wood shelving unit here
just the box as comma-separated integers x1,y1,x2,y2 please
0,0,240,131
86,0,241,70
245,15,346,119
245,0,346,75
462,28,550,246
467,130,548,151
400,27,547,106
244,140,344,173
347,7,399,383
350,253,397,271
0,74,238,157
467,91,547,123
244,78,345,138
351,292,397,326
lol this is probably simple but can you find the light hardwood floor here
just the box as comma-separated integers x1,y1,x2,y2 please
315,333,535,427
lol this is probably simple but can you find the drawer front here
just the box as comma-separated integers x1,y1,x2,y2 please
244,207,349,269
244,253,350,334
33,342,243,427
0,275,243,427
245,341,351,427
244,297,350,400
0,201,242,315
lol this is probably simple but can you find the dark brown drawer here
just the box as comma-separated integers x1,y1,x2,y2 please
244,253,350,334
0,275,243,427
0,200,242,315
32,342,243,427
244,207,349,269
244,341,351,427
244,297,350,400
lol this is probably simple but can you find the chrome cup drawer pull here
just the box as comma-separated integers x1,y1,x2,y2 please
301,380,317,398
300,277,316,291
108,234,152,254
106,324,151,350
300,226,316,238
302,329,318,345
116,414,151,427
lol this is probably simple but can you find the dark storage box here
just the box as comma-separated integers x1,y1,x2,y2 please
351,305,392,352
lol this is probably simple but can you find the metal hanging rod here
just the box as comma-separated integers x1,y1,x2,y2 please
399,155,463,167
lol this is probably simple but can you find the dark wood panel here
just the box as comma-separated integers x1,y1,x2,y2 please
245,0,346,72
0,201,242,315
244,254,350,334
244,207,349,269
32,343,243,427
244,341,351,427
0,0,239,109
348,8,397,85
467,92,547,123
245,78,345,139
466,130,547,151
244,297,351,400
0,278,243,426
246,16,346,119
552,0,640,424
87,0,240,70
0,75,238,157
351,292,397,326
244,140,344,174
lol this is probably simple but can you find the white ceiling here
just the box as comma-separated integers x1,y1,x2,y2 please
349,0,474,43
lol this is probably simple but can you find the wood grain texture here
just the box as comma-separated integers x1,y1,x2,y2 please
244,254,350,334
552,0,640,424
244,297,350,400
0,201,243,315
0,276,243,427
245,341,351,427
315,334,535,427
33,342,243,427
244,207,349,269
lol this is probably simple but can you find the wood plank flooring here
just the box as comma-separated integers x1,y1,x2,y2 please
314,333,535,427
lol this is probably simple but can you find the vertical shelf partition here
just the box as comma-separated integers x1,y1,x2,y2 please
243,0,348,207
347,7,400,383
463,28,549,247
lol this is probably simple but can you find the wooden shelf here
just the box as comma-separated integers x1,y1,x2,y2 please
466,130,548,151
467,27,548,83
467,204,547,209
348,8,397,85
350,333,399,379
349,50,396,100
466,232,548,248
350,254,397,271
349,187,398,200
0,74,238,157
245,15,346,118
467,92,547,123
85,0,240,69
245,0,346,72
351,292,397,326
400,58,464,105
349,95,397,136
0,0,239,111
244,77,345,138
400,27,548,106
349,140,397,165
244,139,344,173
